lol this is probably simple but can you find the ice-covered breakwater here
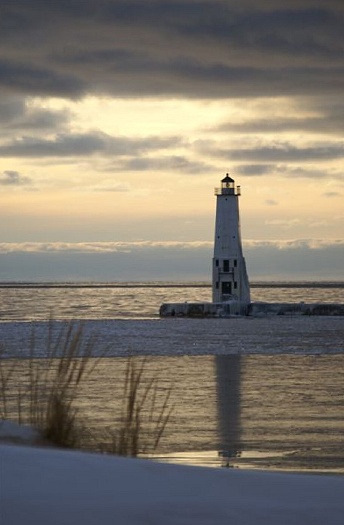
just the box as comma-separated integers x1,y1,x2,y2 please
160,301,344,317
160,301,249,317
250,302,344,316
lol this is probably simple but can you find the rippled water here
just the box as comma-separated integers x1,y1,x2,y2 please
0,282,343,472
81,353,344,473
0,282,343,321
3,354,343,473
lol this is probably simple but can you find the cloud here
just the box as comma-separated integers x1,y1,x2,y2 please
0,238,343,281
0,170,31,186
244,238,344,250
213,95,344,136
265,219,301,230
1,239,342,255
0,241,213,254
0,97,71,139
0,131,182,157
110,156,214,174
235,163,343,180
0,97,25,122
91,182,130,193
323,191,341,197
215,115,344,135
10,107,70,131
236,164,274,176
208,142,344,163
1,1,344,99
0,60,85,98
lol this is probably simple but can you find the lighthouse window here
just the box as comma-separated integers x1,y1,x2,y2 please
222,282,232,294
234,281,237,289
234,259,237,267
223,260,230,272
215,259,219,267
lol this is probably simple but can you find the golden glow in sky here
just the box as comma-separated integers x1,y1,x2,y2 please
2,96,343,242
1,1,343,280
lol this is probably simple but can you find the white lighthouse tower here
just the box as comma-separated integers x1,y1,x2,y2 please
160,173,344,317
212,174,250,304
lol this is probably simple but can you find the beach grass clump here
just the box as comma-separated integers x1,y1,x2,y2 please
0,322,100,448
105,357,173,457
0,325,173,456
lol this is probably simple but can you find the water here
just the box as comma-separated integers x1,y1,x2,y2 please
0,281,343,321
2,353,343,473
0,282,343,472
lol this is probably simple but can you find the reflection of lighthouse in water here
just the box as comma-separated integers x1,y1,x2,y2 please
215,355,242,463
213,174,250,304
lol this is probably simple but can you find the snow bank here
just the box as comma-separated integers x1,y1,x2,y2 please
1,443,343,525
0,420,42,445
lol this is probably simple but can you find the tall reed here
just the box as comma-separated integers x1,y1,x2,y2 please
106,356,173,457
0,324,173,456
0,322,100,448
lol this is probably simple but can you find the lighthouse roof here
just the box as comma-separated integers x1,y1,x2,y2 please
221,174,235,183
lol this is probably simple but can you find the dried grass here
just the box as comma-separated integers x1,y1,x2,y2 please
0,322,100,448
0,324,173,455
106,356,173,457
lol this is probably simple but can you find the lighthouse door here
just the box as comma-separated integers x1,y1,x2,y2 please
222,282,232,295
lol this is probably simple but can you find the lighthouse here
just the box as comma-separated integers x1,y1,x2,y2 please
160,173,344,317
212,174,250,304
159,172,252,317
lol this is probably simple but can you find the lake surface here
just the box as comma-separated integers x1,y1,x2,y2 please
0,281,343,321
5,353,342,473
0,282,343,472
91,354,344,473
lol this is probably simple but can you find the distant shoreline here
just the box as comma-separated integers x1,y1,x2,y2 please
0,282,343,289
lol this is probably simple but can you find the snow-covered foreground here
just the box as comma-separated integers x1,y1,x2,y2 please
1,442,343,525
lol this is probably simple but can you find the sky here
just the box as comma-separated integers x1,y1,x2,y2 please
0,0,343,282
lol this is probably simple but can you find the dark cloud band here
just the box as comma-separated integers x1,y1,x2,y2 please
1,1,343,99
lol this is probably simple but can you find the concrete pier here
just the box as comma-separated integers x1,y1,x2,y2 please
160,301,344,317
